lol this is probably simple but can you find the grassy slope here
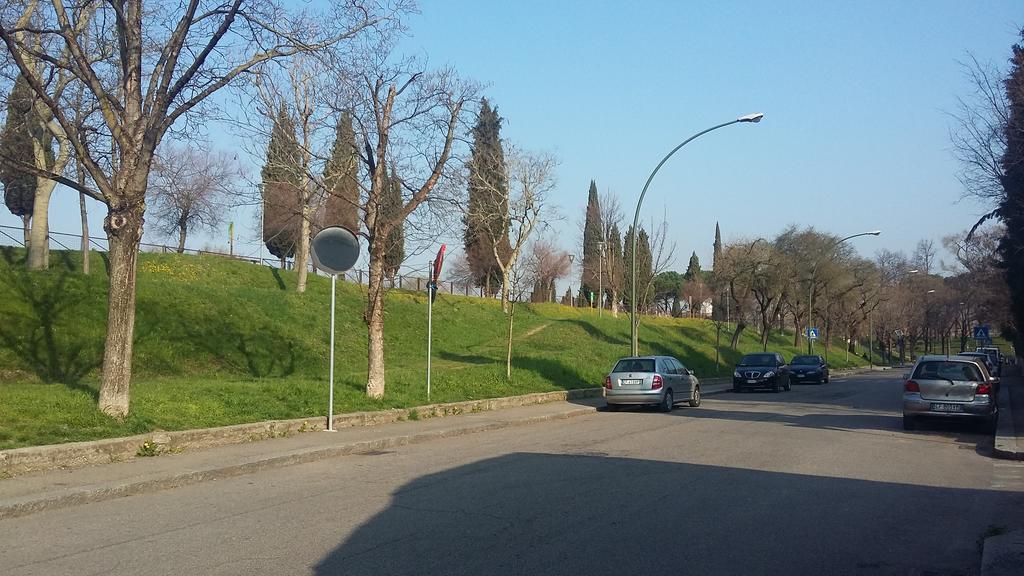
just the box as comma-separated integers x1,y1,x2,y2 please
0,247,867,449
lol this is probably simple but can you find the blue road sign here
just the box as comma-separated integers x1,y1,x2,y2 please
973,325,990,341
807,327,819,340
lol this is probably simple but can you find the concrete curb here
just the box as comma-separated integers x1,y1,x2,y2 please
0,403,599,520
0,388,603,477
993,382,1022,461
981,529,1024,576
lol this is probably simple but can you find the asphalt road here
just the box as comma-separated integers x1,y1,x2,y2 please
3,372,1023,576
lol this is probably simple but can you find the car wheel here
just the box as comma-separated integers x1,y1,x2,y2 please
784,378,792,391
688,386,701,407
902,415,916,431
660,390,674,412
824,375,829,383
606,403,621,412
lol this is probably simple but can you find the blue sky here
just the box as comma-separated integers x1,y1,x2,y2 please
2,1,1021,279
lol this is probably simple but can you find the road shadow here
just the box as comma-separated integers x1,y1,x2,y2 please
0,265,102,392
312,452,1018,575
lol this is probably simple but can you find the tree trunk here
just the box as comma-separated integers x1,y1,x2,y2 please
365,252,386,399
611,289,619,318
26,179,56,270
97,204,145,418
177,223,187,253
500,269,510,313
79,191,90,275
506,301,515,380
730,321,746,349
21,214,30,246
296,209,311,293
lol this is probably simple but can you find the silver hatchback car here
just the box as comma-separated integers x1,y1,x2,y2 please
604,356,700,412
902,355,999,433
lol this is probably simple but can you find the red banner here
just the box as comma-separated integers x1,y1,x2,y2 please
432,244,446,282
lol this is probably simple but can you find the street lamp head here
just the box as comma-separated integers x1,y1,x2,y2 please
926,289,936,294
867,230,882,236
908,269,920,274
737,113,764,123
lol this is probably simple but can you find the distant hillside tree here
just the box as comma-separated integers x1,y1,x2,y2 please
606,223,624,316
684,251,701,280
381,166,405,282
464,98,510,295
637,228,653,312
149,145,238,253
323,110,360,234
580,180,602,301
261,105,302,267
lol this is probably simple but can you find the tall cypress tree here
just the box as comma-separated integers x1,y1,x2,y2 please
1000,32,1024,352
323,110,360,234
382,166,405,281
581,180,603,298
711,222,724,320
464,98,509,295
637,228,653,312
607,223,623,312
0,75,50,243
261,105,301,263
712,222,722,270
684,251,701,281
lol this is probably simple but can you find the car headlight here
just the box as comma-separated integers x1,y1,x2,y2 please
764,371,775,378
733,371,742,378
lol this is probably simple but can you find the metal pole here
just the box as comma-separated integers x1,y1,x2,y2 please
327,274,337,432
598,242,604,317
631,117,759,356
427,260,434,401
869,310,873,368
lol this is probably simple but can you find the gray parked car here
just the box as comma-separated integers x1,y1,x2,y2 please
604,356,700,412
902,355,999,433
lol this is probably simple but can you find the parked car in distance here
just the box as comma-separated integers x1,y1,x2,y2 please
976,346,1003,376
789,354,829,384
902,355,999,433
957,352,999,380
733,352,791,393
604,356,701,412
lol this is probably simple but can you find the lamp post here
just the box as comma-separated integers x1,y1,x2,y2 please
630,112,764,355
923,288,936,354
807,230,882,355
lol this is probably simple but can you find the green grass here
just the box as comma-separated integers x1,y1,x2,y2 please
0,246,868,449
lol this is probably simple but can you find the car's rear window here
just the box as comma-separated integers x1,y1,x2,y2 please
913,361,983,382
739,354,775,366
613,359,655,373
791,356,819,365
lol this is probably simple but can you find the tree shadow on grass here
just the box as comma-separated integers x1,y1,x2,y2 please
271,267,287,291
437,351,590,392
136,298,299,378
0,266,102,395
564,318,629,346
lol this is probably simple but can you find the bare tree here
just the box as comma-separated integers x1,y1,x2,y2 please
525,235,570,303
347,59,479,399
463,145,558,311
912,239,936,275
950,55,1015,233
148,145,238,252
0,0,391,417
598,189,623,316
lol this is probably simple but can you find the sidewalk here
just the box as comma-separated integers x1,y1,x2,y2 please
0,371,876,520
993,369,1024,461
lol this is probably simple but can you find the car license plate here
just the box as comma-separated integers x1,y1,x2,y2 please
930,403,964,413
747,379,758,384
622,379,642,386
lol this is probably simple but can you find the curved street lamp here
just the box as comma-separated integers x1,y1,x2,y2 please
630,113,765,356
807,230,882,355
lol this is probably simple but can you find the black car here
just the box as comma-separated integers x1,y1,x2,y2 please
789,354,829,384
733,352,791,393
